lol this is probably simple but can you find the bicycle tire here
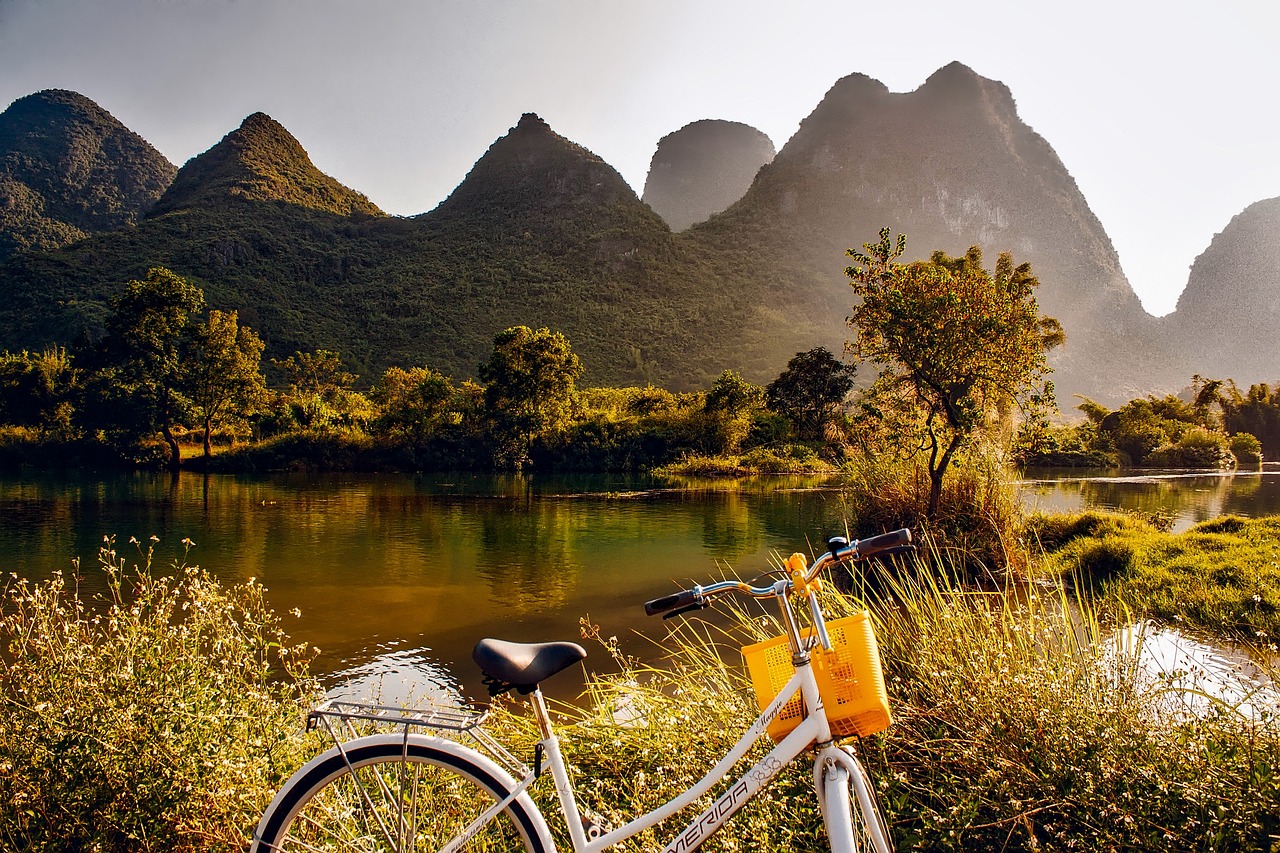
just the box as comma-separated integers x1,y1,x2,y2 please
251,733,551,853
848,755,894,853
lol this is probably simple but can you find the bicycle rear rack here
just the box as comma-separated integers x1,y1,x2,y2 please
308,699,529,779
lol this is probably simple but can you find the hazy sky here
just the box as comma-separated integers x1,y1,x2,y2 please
1,0,1275,316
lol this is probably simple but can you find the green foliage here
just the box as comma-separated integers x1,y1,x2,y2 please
871,557,1280,851
1040,513,1280,638
839,454,1026,581
480,326,584,468
1143,425,1233,468
89,267,205,468
269,350,373,433
0,90,177,264
1029,381,1266,470
765,347,856,441
371,365,456,441
703,369,765,455
0,538,317,851
846,230,1062,516
0,347,76,437
183,309,267,458
1230,431,1263,464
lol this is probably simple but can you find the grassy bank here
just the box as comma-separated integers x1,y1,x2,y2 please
4,528,1277,851
1034,511,1280,641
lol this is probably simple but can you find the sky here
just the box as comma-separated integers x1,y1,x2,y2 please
1,0,1276,317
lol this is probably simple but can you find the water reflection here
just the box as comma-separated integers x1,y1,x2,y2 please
324,641,461,709
0,471,850,703
1112,621,1279,721
1017,468,1280,531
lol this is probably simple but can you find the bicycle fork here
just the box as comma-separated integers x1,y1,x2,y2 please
815,745,890,853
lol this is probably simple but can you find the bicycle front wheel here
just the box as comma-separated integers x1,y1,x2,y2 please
252,733,551,853
818,750,894,853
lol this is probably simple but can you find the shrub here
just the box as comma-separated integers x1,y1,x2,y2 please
839,455,1025,581
1143,427,1233,468
1230,431,1263,465
0,539,317,851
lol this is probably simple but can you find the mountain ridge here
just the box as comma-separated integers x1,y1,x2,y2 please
152,111,382,218
0,65,1268,403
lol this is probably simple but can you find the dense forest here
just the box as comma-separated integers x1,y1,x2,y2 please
3,258,1272,482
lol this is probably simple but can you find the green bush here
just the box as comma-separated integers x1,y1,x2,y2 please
0,539,317,852
1143,426,1234,468
1230,431,1263,465
838,455,1025,581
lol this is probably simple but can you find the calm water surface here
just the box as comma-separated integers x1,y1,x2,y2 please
4,468,1277,703
0,471,851,702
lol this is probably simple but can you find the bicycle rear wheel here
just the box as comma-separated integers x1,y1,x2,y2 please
252,733,550,853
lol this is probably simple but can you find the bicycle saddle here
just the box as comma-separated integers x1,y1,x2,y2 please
472,638,587,695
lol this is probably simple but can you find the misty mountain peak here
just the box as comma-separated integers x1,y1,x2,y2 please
152,111,382,217
642,119,775,231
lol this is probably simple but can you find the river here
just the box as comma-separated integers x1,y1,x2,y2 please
3,467,1277,704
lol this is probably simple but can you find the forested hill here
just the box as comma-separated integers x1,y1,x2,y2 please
0,109,786,389
0,89,176,263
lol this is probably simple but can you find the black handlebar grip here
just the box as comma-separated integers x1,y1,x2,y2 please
856,528,912,559
644,588,697,616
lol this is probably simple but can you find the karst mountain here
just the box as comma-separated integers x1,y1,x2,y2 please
0,65,1272,402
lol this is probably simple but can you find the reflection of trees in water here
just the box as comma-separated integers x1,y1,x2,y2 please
474,496,578,612
697,490,760,564
754,488,853,552
1075,475,1274,528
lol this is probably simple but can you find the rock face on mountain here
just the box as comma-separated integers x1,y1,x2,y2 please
152,112,381,217
692,62,1172,402
641,120,775,231
0,89,176,263
1165,197,1280,385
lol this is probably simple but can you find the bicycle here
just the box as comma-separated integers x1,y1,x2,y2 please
251,528,913,853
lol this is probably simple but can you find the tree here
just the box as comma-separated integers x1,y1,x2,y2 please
765,348,857,440
182,310,267,459
846,229,1064,516
373,365,455,442
703,369,765,454
96,267,205,469
0,347,77,435
479,326,583,468
270,350,372,431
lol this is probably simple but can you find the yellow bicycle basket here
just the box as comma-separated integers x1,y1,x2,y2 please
742,610,891,743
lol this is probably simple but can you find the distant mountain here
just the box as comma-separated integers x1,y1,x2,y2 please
0,68,1213,403
0,89,176,263
1165,197,1280,385
152,112,381,217
642,120,775,231
0,111,772,389
690,63,1174,402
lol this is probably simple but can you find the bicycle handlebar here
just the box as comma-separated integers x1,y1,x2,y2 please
642,528,913,616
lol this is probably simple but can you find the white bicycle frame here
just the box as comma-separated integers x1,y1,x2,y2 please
460,650,887,853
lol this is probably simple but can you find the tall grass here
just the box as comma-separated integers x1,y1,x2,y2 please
473,552,1280,851
0,539,319,852
4,529,1278,851
867,551,1280,850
